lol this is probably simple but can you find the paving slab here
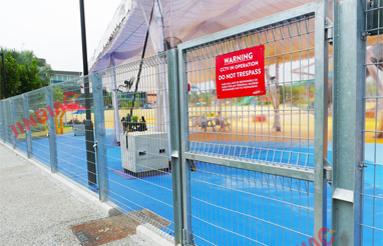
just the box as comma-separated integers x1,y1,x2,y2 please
0,144,158,246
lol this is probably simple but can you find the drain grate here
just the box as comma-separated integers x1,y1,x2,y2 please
71,209,170,246
71,214,138,246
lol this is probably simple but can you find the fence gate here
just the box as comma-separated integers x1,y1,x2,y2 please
170,2,330,245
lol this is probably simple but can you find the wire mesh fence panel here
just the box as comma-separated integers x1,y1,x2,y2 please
179,9,322,246
27,88,51,166
2,100,12,144
51,78,98,192
185,15,315,245
186,15,316,170
98,52,175,238
11,96,27,154
1,100,7,143
189,162,314,246
362,1,383,244
6,100,13,145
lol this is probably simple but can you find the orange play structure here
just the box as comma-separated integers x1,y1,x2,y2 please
55,108,65,135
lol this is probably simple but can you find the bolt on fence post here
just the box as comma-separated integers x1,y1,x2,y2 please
167,49,183,244
23,94,33,158
9,99,16,149
91,72,108,202
46,86,58,173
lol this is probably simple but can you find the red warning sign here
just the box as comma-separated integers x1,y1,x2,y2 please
215,45,266,99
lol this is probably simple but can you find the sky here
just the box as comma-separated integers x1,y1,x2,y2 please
0,0,122,71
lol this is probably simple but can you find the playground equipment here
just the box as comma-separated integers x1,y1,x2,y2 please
254,114,267,123
191,113,232,132
54,114,64,134
71,110,86,136
73,123,85,136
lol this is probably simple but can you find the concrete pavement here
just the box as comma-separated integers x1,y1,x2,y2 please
0,144,156,246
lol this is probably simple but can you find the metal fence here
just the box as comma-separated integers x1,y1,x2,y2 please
96,53,176,236
362,0,383,245
0,1,381,246
177,7,320,245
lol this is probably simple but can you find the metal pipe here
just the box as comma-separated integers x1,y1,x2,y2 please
333,0,365,244
313,1,329,244
23,94,33,158
110,59,121,144
129,2,155,117
46,87,58,173
92,73,108,201
79,0,97,186
167,49,183,244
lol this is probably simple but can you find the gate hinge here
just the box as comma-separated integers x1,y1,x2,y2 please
324,160,332,184
325,18,334,45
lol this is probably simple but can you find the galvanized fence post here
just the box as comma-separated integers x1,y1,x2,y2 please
177,48,193,245
23,93,33,158
46,86,58,173
314,0,329,243
110,64,121,144
9,99,16,149
333,0,365,245
167,49,183,245
1,101,5,143
91,72,108,202
3,100,9,143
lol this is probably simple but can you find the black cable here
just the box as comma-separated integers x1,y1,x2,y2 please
129,1,156,117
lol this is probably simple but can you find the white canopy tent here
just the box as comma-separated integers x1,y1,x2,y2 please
91,0,314,71
90,0,315,144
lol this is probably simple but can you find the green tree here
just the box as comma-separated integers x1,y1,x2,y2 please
53,86,64,102
2,53,21,97
103,88,112,107
0,48,52,98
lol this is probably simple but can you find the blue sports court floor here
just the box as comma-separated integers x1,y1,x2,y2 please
14,131,382,245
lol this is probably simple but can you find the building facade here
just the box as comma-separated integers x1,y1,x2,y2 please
50,70,82,84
